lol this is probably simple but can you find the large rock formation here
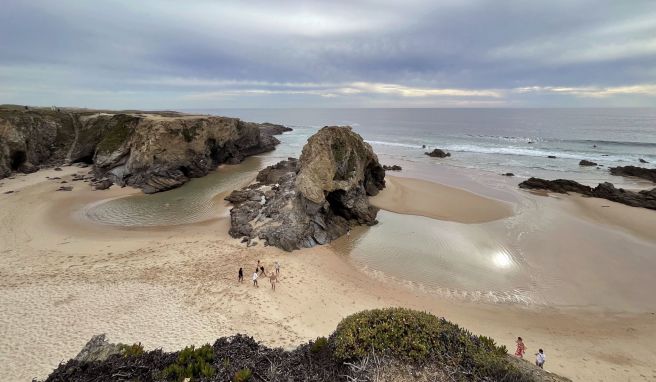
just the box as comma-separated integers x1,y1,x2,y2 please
519,177,656,210
92,115,285,193
425,148,451,158
609,165,656,183
226,126,386,251
0,106,289,193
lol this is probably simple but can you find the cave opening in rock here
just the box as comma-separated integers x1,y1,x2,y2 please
73,154,94,164
207,138,223,165
178,166,191,177
10,151,27,171
326,189,353,220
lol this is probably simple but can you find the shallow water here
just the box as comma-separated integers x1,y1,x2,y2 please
85,156,264,226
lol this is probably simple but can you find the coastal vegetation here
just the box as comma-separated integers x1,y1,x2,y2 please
43,308,567,382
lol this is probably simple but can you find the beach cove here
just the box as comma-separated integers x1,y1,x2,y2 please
1,146,656,381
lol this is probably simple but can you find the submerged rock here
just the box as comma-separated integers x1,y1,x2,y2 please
501,172,515,177
227,126,385,251
579,160,597,166
383,164,402,171
639,158,648,164
519,177,656,210
547,155,557,159
609,165,656,183
425,148,451,158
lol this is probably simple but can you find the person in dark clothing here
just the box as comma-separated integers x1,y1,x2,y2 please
260,265,266,276
238,267,244,283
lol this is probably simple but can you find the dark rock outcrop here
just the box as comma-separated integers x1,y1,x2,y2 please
501,172,515,177
639,158,648,164
383,164,402,171
0,107,290,193
579,160,597,166
609,166,656,183
547,155,557,159
425,148,450,158
519,177,656,210
227,126,385,251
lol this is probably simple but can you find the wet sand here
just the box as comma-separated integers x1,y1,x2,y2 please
1,168,656,381
370,175,514,223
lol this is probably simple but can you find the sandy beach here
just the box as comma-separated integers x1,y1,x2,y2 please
1,166,656,382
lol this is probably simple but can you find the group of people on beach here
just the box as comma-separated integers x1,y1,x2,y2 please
238,260,280,290
515,337,546,369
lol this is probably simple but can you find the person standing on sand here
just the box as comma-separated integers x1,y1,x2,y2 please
274,261,280,275
535,349,546,369
260,265,266,277
238,267,244,283
514,337,526,358
269,272,277,291
252,271,259,287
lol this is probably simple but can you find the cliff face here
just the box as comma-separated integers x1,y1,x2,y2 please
92,115,285,193
0,107,289,192
226,126,386,251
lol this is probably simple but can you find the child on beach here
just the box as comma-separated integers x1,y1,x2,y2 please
535,349,546,369
514,337,526,358
238,267,244,283
269,272,277,291
252,271,259,287
274,261,280,275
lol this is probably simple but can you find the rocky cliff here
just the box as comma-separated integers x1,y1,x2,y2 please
0,106,290,192
226,126,386,251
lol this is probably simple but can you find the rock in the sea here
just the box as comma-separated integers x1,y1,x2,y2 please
579,160,597,166
547,155,557,159
383,164,402,171
226,126,385,251
609,166,656,183
519,177,656,210
425,148,451,158
501,172,515,177
639,158,648,164
74,334,121,363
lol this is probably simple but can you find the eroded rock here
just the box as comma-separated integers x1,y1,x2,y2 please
579,160,597,166
519,177,656,210
425,149,451,158
609,166,656,183
383,165,402,171
227,126,385,251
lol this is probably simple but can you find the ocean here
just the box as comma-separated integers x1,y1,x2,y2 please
186,108,656,188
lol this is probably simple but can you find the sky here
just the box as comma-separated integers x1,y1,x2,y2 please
1,0,655,109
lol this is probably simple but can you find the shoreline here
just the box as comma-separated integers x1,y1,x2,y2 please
1,165,656,381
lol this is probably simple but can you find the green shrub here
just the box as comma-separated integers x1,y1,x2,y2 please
331,308,532,382
310,336,328,354
163,344,215,381
233,368,252,382
119,342,144,357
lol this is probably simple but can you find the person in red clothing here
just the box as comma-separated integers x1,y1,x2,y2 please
514,337,526,358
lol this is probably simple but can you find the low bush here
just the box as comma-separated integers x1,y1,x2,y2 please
310,336,329,354
331,307,532,381
119,342,144,357
162,344,215,381
233,367,252,382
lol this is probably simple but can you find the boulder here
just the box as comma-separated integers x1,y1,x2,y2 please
579,160,597,166
501,173,515,177
74,334,121,363
93,179,113,190
383,164,402,171
519,177,656,210
425,149,451,158
57,186,73,191
639,158,648,164
227,126,385,251
609,166,656,183
547,155,557,159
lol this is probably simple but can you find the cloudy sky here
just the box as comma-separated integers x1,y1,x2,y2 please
1,0,655,108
